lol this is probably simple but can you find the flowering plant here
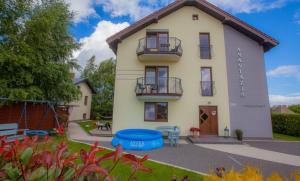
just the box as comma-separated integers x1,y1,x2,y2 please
190,127,201,137
0,135,151,180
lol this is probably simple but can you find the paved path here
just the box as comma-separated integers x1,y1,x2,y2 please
68,122,112,142
68,122,300,178
196,144,300,167
246,140,300,156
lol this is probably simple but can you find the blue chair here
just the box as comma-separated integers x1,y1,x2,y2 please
168,130,180,147
0,123,28,142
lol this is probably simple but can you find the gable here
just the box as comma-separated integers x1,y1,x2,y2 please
74,79,96,94
107,0,278,53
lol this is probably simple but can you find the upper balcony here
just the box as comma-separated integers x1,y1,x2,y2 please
136,37,183,62
135,77,183,100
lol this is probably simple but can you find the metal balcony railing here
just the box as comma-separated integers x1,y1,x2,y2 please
135,77,183,96
137,37,183,56
199,45,212,59
200,81,215,96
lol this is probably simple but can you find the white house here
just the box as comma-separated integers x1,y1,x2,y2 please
69,78,96,121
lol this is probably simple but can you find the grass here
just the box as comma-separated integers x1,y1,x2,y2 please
42,136,204,181
273,133,300,141
78,120,112,133
78,120,96,132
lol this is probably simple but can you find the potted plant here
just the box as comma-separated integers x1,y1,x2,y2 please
190,127,201,137
235,129,243,141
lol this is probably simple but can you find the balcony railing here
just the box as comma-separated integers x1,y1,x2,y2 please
200,81,215,96
135,77,183,98
137,37,183,56
199,45,212,59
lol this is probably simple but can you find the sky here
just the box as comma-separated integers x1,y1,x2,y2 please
67,0,300,106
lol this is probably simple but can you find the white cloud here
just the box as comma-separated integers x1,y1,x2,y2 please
96,0,160,21
267,65,300,80
269,94,300,105
65,0,98,23
74,20,129,68
208,0,289,14
94,0,289,22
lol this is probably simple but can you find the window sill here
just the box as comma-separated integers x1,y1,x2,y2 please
144,120,168,122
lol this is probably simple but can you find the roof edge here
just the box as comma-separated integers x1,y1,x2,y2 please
74,78,97,94
106,0,279,54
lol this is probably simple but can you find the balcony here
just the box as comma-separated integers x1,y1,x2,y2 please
136,37,183,62
135,77,183,100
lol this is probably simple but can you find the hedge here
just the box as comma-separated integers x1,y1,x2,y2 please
271,113,300,137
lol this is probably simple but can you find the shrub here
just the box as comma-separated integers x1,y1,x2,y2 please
235,129,243,141
0,135,151,180
288,105,300,114
204,166,299,181
271,113,300,137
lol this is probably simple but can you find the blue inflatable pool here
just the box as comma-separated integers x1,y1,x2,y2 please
112,129,163,150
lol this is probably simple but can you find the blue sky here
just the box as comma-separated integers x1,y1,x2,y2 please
67,0,300,105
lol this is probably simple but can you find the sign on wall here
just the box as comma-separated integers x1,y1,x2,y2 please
237,48,246,97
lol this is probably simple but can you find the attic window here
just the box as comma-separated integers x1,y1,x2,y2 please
192,14,199,20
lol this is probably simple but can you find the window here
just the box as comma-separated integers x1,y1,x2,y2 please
146,32,169,51
201,67,213,96
145,66,168,93
83,113,87,119
199,33,211,59
84,96,88,105
145,102,168,122
146,33,157,49
192,14,199,20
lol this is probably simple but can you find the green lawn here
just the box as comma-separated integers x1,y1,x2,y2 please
78,120,96,132
78,120,112,133
46,136,204,181
273,133,300,141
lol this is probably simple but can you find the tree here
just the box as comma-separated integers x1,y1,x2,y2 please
81,58,116,118
81,56,97,79
0,0,81,103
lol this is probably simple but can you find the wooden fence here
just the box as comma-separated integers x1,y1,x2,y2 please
0,103,69,130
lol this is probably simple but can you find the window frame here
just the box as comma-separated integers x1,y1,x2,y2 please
84,96,88,106
199,33,211,59
144,102,168,122
201,67,213,97
145,66,169,93
146,31,169,50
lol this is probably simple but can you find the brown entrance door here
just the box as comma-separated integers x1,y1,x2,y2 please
199,106,218,135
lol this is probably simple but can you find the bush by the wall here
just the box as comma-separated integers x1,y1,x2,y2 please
271,113,300,137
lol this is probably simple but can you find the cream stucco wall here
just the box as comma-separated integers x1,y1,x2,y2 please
113,6,230,136
69,82,92,121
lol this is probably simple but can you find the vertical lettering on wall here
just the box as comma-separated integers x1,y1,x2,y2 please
237,48,245,97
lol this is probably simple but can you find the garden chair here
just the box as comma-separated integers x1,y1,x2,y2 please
96,121,111,130
168,130,180,147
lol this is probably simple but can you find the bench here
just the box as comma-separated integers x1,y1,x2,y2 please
156,126,175,135
0,123,28,142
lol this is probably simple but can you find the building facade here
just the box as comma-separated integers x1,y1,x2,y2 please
69,79,96,121
107,0,278,137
